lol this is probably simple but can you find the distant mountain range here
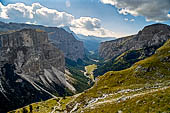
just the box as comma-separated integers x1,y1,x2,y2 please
62,26,115,51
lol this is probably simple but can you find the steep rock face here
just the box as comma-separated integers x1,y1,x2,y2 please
99,24,170,60
0,21,85,61
49,29,84,61
0,29,75,113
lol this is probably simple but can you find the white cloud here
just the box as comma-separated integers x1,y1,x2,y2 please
71,17,101,30
70,26,120,37
0,2,33,21
101,0,170,22
0,2,74,25
35,7,74,26
0,2,121,37
70,17,122,37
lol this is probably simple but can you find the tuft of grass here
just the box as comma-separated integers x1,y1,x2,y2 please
85,64,97,74
85,64,97,81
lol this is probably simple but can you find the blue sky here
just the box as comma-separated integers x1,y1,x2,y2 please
0,0,170,38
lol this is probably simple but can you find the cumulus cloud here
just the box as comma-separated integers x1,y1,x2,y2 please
100,0,170,22
0,3,33,22
0,2,119,37
0,2,74,26
34,7,74,26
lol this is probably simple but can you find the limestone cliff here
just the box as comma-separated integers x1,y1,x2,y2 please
49,28,85,61
0,21,85,61
99,24,170,60
0,29,75,113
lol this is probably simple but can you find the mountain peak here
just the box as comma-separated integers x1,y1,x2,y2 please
141,23,170,34
99,23,170,60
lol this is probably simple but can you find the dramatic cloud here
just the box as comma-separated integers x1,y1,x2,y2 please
101,0,170,22
0,2,119,37
0,2,74,26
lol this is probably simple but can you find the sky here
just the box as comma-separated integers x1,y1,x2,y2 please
0,0,170,38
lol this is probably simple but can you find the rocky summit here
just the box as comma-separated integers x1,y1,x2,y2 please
99,24,170,60
0,29,75,113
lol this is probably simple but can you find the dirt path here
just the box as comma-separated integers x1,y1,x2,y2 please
49,98,62,113
87,85,170,108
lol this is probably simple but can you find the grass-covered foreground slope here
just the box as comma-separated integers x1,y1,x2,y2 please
9,39,170,113
82,86,170,113
66,39,170,112
8,94,80,113
9,98,62,113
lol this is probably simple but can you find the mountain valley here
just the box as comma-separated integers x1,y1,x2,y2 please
0,1,170,113
5,23,170,113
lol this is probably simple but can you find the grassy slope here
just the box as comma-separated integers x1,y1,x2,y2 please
67,39,170,112
8,96,75,113
9,39,170,113
84,87,170,113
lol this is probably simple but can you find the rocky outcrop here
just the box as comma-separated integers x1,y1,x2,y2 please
0,21,85,61
0,29,75,113
99,24,170,60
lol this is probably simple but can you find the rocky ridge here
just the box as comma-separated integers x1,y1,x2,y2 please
0,29,75,113
0,21,85,61
99,24,170,60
